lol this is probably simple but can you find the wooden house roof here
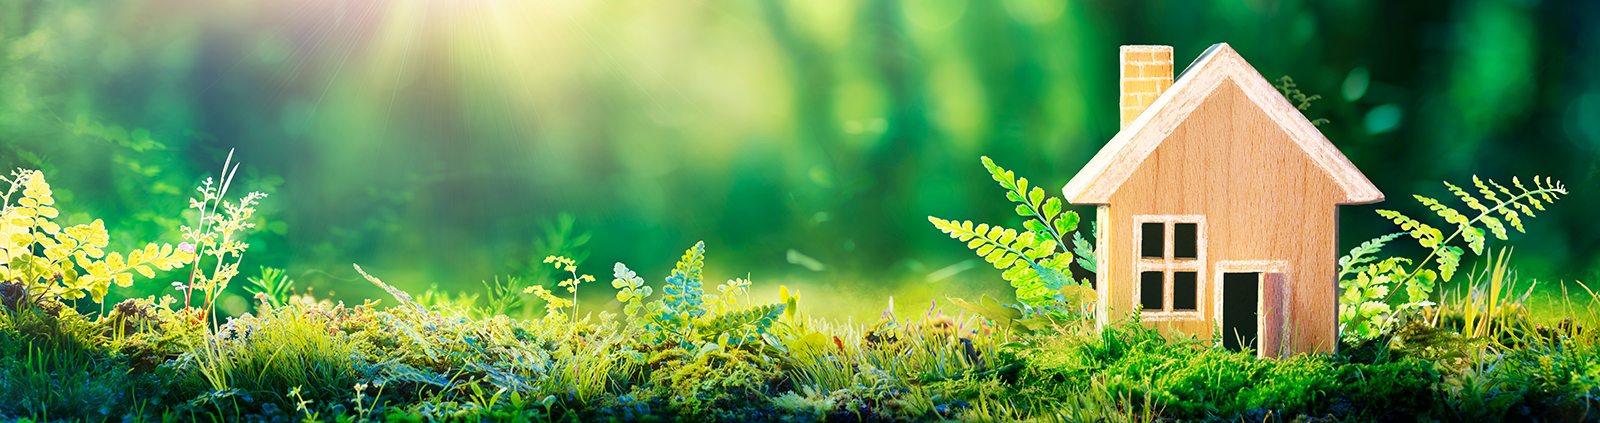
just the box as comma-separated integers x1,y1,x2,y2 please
1061,43,1384,205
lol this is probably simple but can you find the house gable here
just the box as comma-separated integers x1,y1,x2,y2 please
1062,43,1383,206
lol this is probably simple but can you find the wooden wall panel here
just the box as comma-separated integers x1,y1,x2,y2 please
1101,80,1343,355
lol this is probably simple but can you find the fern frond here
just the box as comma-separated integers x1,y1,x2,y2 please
0,170,195,303
1376,209,1443,249
1416,195,1483,254
1337,232,1403,280
1381,176,1566,288
356,264,419,309
612,262,652,318
1447,181,1491,216
1435,246,1463,284
930,216,1068,306
700,303,785,345
1072,231,1095,273
662,241,707,319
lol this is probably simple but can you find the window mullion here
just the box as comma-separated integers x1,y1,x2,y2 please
1165,221,1175,312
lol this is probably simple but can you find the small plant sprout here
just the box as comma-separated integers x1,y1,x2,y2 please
612,262,651,319
526,255,589,323
178,149,268,322
548,255,592,324
245,266,296,310
525,285,573,317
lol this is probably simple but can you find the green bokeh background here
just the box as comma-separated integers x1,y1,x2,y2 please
2,0,1596,320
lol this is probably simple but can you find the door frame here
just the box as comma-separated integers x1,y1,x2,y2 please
1212,260,1290,358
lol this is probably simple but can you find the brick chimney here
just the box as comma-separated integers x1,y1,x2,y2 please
1119,45,1174,129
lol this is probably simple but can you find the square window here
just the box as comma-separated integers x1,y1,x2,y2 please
1173,271,1197,310
1174,223,1197,259
1141,222,1164,258
1140,271,1164,311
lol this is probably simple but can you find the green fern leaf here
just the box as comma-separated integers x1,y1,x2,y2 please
1042,198,1062,222
1436,246,1462,282
984,249,1006,264
1009,232,1039,250
1024,239,1057,260
1072,232,1096,273
1497,207,1525,233
929,216,1063,306
1480,215,1508,240
1445,181,1491,217
1001,264,1028,280
1462,226,1485,255
699,303,785,345
981,156,1016,191
662,241,707,318
997,228,1018,245
1056,211,1079,235
1338,232,1403,280
1024,219,1049,234
1377,210,1441,248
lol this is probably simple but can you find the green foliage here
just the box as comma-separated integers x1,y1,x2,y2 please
947,294,1067,335
0,312,154,422
0,169,194,304
1274,75,1329,126
69,115,167,152
479,275,525,318
699,303,783,346
176,151,268,317
649,346,783,419
5,155,1598,421
610,262,651,319
649,241,707,336
509,213,591,320
244,267,295,310
929,218,1068,308
929,156,1095,310
1341,176,1567,344
1378,176,1565,283
176,305,369,417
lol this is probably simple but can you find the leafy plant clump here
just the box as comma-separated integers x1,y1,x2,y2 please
1339,176,1565,344
929,157,1097,327
1,169,194,305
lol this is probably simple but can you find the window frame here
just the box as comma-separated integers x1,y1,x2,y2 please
1131,215,1206,321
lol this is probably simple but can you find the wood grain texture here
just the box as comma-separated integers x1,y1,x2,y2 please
1099,80,1342,354
1068,43,1383,356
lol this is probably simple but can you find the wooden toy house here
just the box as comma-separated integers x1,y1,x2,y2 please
1060,44,1384,357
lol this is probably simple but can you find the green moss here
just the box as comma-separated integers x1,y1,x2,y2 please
649,345,783,420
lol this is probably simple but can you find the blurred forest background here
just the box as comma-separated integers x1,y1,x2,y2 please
2,0,1597,320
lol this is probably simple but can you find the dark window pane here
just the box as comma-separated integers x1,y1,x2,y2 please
1140,271,1164,311
1174,223,1198,259
1141,223,1164,258
1173,272,1197,310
